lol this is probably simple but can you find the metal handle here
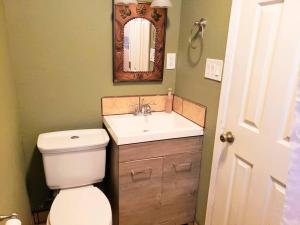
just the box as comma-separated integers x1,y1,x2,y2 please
173,162,192,173
220,131,235,144
131,168,152,181
0,213,18,221
142,104,152,115
130,104,140,115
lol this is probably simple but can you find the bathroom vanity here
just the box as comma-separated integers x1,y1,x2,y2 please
104,112,204,225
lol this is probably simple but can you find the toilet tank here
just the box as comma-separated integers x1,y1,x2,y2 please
37,129,109,190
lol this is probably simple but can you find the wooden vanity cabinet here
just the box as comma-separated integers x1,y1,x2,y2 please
108,136,203,225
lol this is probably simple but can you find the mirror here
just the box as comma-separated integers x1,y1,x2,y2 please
113,3,167,82
123,18,156,72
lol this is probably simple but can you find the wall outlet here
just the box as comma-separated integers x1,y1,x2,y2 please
205,58,224,81
166,53,176,70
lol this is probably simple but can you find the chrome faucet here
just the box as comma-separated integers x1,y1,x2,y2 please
131,99,154,116
132,104,141,116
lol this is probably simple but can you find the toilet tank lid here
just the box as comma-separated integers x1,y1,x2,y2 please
37,129,109,154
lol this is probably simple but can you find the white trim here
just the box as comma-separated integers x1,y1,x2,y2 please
204,0,243,224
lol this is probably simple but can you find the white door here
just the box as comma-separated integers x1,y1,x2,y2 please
205,0,300,224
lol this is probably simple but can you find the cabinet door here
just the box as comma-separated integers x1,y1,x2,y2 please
160,152,201,225
119,157,163,225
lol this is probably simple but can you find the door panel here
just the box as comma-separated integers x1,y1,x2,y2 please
227,156,253,225
262,178,286,225
241,0,283,131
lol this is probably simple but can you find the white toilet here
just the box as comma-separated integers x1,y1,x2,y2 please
37,129,112,225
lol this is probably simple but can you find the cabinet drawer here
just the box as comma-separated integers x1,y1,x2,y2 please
119,136,203,163
119,157,163,225
160,152,201,224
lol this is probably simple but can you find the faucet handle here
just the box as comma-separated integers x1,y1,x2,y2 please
142,104,152,115
130,104,140,115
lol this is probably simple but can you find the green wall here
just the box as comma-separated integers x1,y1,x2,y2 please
3,0,182,210
175,0,232,224
0,0,32,224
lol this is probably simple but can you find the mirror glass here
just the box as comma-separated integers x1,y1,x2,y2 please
123,18,156,72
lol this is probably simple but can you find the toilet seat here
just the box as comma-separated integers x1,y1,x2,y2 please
48,186,112,225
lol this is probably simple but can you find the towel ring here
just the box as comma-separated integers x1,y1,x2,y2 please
189,18,207,49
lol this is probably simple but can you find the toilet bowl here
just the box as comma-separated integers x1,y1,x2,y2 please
46,186,112,225
37,129,112,225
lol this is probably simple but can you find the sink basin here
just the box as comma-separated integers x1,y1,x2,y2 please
103,112,204,145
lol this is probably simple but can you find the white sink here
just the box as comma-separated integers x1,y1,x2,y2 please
103,112,204,145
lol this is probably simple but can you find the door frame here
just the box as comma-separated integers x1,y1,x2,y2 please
204,0,243,224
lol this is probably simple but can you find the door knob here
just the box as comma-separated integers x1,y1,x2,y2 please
220,131,235,143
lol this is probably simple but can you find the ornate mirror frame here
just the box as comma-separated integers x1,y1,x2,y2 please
113,3,167,82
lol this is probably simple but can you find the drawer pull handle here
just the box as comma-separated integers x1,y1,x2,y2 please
173,162,192,173
131,168,152,181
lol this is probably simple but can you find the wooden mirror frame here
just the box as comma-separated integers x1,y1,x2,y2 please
113,3,167,82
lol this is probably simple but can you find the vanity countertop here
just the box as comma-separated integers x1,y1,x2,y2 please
103,112,203,145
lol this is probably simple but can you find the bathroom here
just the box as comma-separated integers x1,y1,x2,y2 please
1,0,299,225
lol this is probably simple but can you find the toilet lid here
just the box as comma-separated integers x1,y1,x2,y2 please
49,186,112,225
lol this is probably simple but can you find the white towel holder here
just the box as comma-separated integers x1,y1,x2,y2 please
189,18,207,49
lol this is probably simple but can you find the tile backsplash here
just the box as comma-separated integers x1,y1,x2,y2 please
173,95,183,114
102,94,206,127
172,96,206,127
102,96,139,116
182,99,206,127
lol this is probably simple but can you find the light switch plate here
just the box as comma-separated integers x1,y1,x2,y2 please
205,58,224,81
166,53,176,70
